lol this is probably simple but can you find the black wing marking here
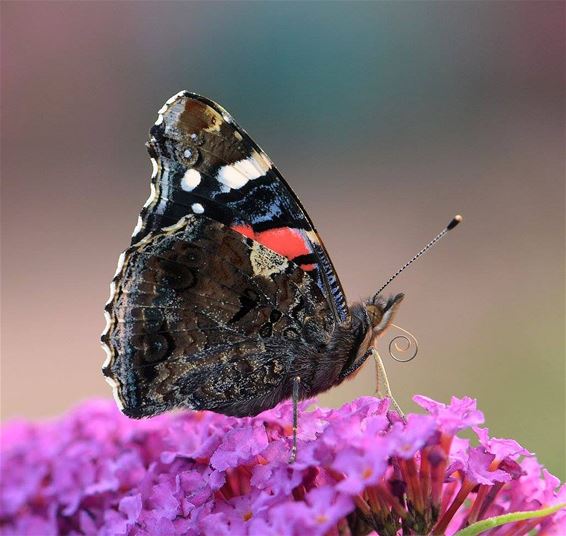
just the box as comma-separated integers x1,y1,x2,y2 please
130,92,348,322
102,214,334,418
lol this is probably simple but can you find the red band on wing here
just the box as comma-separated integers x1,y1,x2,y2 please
255,227,311,260
230,224,314,270
231,224,255,240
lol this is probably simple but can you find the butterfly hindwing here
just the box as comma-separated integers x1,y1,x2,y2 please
132,92,348,322
102,214,335,417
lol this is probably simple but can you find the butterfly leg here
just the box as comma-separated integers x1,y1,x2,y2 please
372,347,405,419
289,376,301,464
336,348,373,381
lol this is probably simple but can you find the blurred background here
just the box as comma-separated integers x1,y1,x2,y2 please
2,2,564,479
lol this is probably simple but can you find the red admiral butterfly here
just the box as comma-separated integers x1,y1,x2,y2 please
102,92,460,431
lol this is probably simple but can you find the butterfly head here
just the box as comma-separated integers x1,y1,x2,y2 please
364,293,404,345
334,293,404,384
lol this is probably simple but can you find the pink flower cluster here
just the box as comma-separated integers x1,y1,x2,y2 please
1,396,564,535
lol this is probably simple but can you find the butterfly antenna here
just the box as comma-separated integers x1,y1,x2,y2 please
374,215,462,297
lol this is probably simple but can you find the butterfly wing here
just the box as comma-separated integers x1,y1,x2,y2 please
132,92,348,322
102,214,335,418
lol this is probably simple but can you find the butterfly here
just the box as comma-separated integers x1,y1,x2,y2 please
101,91,405,425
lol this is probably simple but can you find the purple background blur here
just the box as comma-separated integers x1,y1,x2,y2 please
2,2,564,478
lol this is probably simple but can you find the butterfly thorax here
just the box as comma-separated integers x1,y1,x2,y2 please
305,293,404,395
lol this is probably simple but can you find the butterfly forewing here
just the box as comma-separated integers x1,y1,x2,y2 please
133,92,348,322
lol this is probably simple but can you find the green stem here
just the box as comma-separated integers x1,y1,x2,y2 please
452,503,566,536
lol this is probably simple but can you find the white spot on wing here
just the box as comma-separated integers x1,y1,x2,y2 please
181,169,201,191
217,164,249,190
191,203,204,214
216,150,272,191
154,114,164,126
